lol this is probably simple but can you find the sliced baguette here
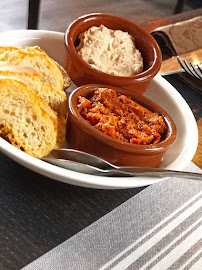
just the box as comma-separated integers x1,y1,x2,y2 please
0,66,67,148
0,66,68,117
0,46,19,54
0,46,71,90
0,77,58,158
0,47,64,91
24,46,71,89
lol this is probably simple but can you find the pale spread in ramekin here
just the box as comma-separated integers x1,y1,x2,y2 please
76,25,143,77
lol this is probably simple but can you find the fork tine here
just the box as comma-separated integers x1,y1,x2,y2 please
183,58,198,77
197,64,202,74
190,61,202,79
177,56,202,80
177,56,192,75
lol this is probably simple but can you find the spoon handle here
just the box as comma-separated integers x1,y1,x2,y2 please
43,149,202,180
42,157,105,175
112,167,202,180
42,156,202,180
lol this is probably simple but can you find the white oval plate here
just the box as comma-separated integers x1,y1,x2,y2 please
0,30,198,189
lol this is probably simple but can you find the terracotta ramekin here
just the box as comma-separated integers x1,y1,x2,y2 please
64,13,162,95
66,84,177,168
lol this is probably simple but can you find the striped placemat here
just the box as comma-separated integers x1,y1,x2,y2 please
23,162,202,270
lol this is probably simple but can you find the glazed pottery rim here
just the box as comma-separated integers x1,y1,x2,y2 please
68,84,177,154
64,13,162,82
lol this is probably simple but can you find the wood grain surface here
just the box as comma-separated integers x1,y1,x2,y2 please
142,8,202,32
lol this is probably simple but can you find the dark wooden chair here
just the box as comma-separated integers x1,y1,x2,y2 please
28,0,40,29
174,0,187,14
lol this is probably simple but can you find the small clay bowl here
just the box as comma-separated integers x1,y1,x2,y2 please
64,13,162,95
66,84,177,168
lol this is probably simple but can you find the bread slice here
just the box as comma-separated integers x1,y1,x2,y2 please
0,46,71,90
25,46,71,89
0,47,64,91
0,46,19,55
0,66,67,148
0,66,68,117
0,77,58,158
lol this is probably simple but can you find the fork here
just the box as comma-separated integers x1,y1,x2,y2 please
177,56,202,80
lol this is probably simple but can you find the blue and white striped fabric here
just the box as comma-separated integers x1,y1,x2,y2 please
23,163,202,270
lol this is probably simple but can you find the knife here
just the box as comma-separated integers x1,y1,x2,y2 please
159,48,202,76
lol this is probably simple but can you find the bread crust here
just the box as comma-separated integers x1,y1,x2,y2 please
0,46,71,90
0,67,68,117
0,78,58,158
0,46,71,155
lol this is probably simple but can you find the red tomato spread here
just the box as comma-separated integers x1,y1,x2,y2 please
77,88,167,145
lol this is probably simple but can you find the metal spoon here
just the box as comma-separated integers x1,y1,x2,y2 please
42,148,202,180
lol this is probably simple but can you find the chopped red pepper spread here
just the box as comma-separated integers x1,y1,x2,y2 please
77,88,167,145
